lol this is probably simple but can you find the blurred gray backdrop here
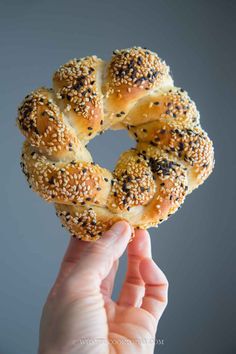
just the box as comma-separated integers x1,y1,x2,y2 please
0,0,235,353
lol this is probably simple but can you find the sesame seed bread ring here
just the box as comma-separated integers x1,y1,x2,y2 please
17,47,214,241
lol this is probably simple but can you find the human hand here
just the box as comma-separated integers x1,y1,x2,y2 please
38,221,168,354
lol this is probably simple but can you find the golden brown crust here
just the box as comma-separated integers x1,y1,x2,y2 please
130,123,214,191
107,149,157,212
55,204,122,241
21,142,112,206
53,56,105,143
123,86,200,128
17,88,86,161
102,47,173,125
17,46,215,241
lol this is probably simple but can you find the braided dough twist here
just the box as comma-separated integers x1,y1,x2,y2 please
17,47,214,241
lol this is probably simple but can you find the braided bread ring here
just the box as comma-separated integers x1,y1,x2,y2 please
17,47,214,241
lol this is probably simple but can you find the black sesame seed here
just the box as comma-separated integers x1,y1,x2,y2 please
49,176,54,185
150,142,157,147
179,142,185,151
122,183,128,192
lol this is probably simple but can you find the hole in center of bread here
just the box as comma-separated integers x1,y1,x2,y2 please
88,128,132,171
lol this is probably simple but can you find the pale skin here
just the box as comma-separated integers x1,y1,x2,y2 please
38,221,169,354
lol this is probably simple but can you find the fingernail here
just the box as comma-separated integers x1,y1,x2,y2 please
110,221,130,236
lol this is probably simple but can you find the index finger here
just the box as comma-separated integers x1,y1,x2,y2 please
47,238,90,298
62,237,89,266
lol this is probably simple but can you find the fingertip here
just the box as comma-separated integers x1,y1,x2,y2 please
103,220,132,240
128,229,152,257
135,228,150,238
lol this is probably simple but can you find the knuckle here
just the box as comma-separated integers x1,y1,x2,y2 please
126,275,144,286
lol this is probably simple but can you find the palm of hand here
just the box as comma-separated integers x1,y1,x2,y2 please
38,224,168,354
105,301,158,354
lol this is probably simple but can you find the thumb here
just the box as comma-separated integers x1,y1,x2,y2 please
67,221,132,288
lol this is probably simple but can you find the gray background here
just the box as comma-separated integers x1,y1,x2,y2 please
0,0,235,353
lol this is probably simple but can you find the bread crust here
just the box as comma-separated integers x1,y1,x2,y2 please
17,47,214,241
